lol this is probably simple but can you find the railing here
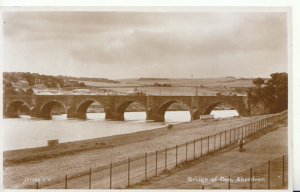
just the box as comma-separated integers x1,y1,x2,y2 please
203,155,288,189
29,111,286,189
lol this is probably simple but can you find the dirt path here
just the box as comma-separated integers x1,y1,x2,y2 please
3,115,274,189
131,118,288,189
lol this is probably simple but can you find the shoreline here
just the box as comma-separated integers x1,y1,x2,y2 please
3,117,218,165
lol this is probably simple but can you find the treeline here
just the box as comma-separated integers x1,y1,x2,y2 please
3,72,118,89
3,72,89,95
247,72,288,113
153,82,172,87
3,72,86,88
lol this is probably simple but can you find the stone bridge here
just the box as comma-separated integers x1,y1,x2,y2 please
3,94,265,122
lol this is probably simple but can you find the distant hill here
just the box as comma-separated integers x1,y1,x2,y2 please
69,77,119,83
3,72,119,94
137,78,170,81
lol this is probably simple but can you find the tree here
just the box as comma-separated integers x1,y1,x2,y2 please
79,82,86,87
247,72,287,113
22,73,35,86
252,78,264,88
25,88,34,95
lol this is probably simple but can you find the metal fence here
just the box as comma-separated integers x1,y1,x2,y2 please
32,111,286,189
203,155,288,189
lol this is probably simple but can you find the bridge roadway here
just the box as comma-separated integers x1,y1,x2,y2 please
3,94,263,122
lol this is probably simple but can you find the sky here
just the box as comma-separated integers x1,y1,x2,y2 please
2,11,288,79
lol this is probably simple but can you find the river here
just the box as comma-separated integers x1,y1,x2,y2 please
2,110,238,151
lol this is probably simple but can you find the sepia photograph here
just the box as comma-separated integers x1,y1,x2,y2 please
1,6,291,190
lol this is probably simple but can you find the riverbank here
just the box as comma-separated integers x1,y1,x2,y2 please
3,114,275,188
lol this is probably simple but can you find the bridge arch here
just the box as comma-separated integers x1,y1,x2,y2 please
204,102,240,115
158,99,192,122
75,99,105,119
193,101,241,120
115,100,147,121
39,100,67,119
6,100,31,117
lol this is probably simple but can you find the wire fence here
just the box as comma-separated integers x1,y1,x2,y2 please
30,111,286,189
203,155,288,189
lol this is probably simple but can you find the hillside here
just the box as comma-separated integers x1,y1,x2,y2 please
3,72,260,96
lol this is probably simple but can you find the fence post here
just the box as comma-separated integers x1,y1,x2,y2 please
207,136,210,154
268,160,270,189
265,118,267,128
128,158,130,187
65,174,68,189
219,132,222,150
224,131,227,146
110,162,112,189
255,121,257,132
36,182,39,189
165,148,167,171
193,140,196,159
242,126,244,139
229,130,231,145
234,129,236,142
248,124,250,136
155,150,158,176
259,120,263,130
186,142,188,161
214,134,216,152
282,155,285,187
176,145,178,166
228,176,231,189
250,167,252,189
145,153,148,180
201,138,203,156
89,168,92,189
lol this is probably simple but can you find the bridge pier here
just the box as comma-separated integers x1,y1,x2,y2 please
4,112,20,118
29,107,52,119
30,113,52,119
105,111,125,121
146,110,165,122
67,113,87,119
